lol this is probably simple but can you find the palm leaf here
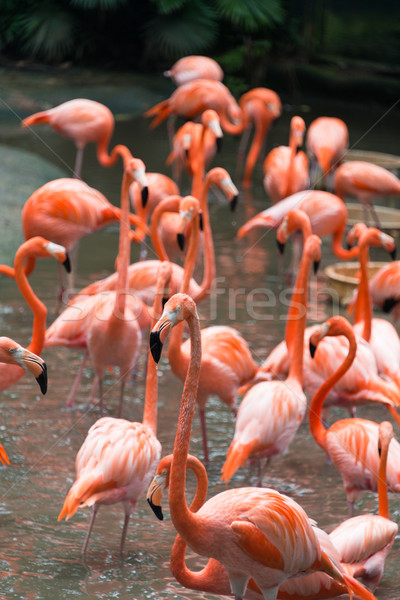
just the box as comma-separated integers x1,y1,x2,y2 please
20,6,76,60
216,0,284,31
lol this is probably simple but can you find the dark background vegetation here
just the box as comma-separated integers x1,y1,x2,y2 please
1,0,400,106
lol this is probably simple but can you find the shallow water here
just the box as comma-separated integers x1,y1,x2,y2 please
0,78,400,599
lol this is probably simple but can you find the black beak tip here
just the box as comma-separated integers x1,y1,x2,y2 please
141,186,149,208
346,241,353,250
230,195,238,212
383,297,398,313
63,254,71,273
161,296,169,309
36,363,48,395
150,331,163,363
147,498,164,521
309,340,317,359
199,212,204,231
216,137,222,153
313,260,320,275
177,232,185,251
390,248,396,261
276,239,285,255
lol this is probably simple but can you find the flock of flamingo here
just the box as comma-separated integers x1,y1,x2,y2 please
2,54,400,599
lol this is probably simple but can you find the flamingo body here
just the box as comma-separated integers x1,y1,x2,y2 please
164,56,223,85
306,117,348,181
334,160,400,202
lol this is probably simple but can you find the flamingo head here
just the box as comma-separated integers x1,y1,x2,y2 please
309,315,354,358
0,338,47,394
176,195,201,251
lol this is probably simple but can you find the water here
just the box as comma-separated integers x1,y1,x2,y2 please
0,76,400,599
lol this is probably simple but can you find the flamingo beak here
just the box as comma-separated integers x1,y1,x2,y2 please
177,233,185,251
383,297,399,313
146,474,166,520
276,239,285,255
313,260,320,275
141,186,149,208
309,339,317,359
63,253,71,273
390,247,396,260
16,348,48,394
199,212,203,231
216,137,222,153
230,195,238,212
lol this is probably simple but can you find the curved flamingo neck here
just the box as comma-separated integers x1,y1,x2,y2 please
169,307,202,534
218,100,247,136
331,228,360,260
191,127,208,200
97,142,132,168
309,330,357,450
378,437,390,519
285,128,300,198
14,243,47,354
242,106,274,187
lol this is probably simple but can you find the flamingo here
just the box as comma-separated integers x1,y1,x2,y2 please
334,160,400,227
57,261,171,554
144,78,242,141
163,55,224,85
158,196,259,464
308,315,400,515
21,98,142,180
350,226,400,396
148,454,376,600
237,189,360,261
0,337,48,466
263,116,309,203
220,87,282,188
129,171,179,258
329,420,398,590
368,260,400,320
148,293,354,600
256,214,400,423
84,154,146,416
306,116,349,190
0,237,69,393
221,235,321,485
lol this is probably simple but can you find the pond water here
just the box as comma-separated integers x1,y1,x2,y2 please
0,76,400,600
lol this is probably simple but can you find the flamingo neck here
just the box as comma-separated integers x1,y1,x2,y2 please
378,440,390,519
151,195,181,261
190,127,207,200
14,246,47,354
97,143,131,168
309,333,357,450
285,130,299,198
169,310,202,534
168,215,200,364
197,178,216,300
287,252,312,384
355,243,372,341
143,272,170,434
331,228,360,260
218,101,247,136
114,170,132,318
242,103,274,187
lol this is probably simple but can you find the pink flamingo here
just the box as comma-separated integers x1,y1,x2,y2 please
21,168,148,292
148,453,376,600
158,196,259,463
148,292,354,600
308,315,400,515
21,98,142,179
263,116,309,203
329,420,398,590
334,160,400,227
166,120,217,184
0,237,69,393
306,116,348,190
368,260,400,320
237,189,359,261
350,226,400,394
57,261,171,554
164,55,224,85
221,235,321,485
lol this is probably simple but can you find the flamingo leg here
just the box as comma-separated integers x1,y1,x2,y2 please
118,377,126,418
89,375,99,409
66,350,89,407
198,408,209,464
82,504,99,555
119,510,131,555
74,145,84,180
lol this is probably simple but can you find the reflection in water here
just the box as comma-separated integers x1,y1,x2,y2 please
0,87,399,599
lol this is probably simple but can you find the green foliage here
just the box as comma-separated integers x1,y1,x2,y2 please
216,0,284,31
20,4,76,61
144,2,218,58
70,0,127,8
151,0,188,15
